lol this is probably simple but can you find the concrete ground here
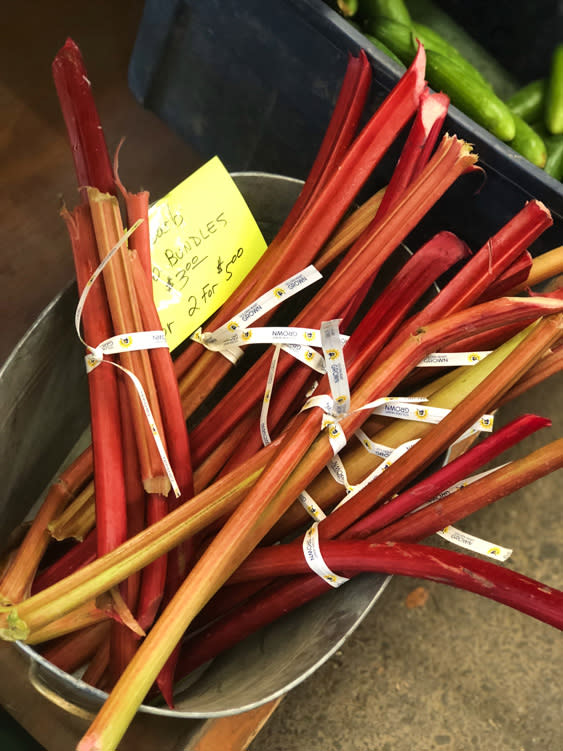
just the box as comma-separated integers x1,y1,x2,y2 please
1,2,561,750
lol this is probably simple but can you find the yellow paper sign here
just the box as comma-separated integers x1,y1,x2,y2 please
148,157,267,351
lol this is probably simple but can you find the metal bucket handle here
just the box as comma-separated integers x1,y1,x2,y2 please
28,661,96,721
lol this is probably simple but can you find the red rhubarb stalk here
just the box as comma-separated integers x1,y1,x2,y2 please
334,89,450,328
31,530,97,595
136,494,168,632
377,200,553,365
116,376,145,608
212,230,470,473
0,447,93,605
368,438,563,543
176,518,563,681
341,414,551,539
65,204,128,556
233,540,563,629
177,47,427,417
190,135,478,463
374,90,449,220
477,250,533,302
114,145,152,282
194,411,260,491
109,378,144,683
52,39,115,199
73,303,563,751
172,50,372,382
42,621,111,675
270,51,373,244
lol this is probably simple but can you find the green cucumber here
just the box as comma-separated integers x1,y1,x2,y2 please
364,34,405,67
406,0,518,99
545,44,563,135
544,134,563,180
412,22,492,90
424,49,516,142
507,116,547,169
531,123,563,180
506,80,546,124
357,0,412,25
364,17,416,65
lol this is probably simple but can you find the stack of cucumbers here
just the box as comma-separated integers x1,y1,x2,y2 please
330,0,563,179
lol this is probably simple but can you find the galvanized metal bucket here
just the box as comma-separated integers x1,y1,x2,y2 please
0,173,389,739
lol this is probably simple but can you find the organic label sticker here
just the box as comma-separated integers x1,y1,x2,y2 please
149,157,267,351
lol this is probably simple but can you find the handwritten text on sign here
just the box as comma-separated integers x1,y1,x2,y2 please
148,157,267,351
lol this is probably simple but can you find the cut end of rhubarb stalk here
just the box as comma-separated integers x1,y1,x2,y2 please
528,199,551,218
0,609,29,642
420,91,449,134
143,476,172,497
446,134,479,172
410,42,427,97
76,738,101,751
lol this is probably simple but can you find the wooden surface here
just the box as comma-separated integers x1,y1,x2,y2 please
0,2,280,749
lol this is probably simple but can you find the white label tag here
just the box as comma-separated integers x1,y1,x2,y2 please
326,454,356,492
214,265,322,335
321,320,350,419
437,525,512,561
203,325,349,350
302,523,349,588
281,343,326,373
354,429,395,459
417,351,492,367
298,490,327,521
372,401,495,433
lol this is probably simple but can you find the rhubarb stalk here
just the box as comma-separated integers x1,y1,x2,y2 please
0,447,92,605
73,302,562,751
87,189,170,496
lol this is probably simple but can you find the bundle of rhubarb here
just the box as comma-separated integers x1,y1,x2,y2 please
1,37,563,751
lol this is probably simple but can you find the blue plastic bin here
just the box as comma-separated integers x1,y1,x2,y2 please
128,0,563,254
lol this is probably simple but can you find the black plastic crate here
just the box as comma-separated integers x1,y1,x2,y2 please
128,0,563,254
